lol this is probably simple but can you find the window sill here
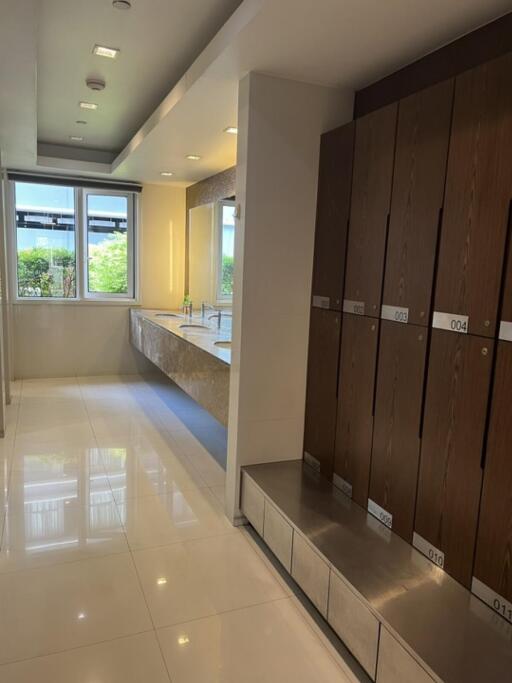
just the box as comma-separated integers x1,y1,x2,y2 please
12,298,140,306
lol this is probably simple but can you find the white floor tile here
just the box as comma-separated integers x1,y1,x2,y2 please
133,531,287,627
157,599,353,683
0,632,170,683
118,488,234,550
0,552,152,664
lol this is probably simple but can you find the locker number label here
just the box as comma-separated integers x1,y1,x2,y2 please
367,499,393,529
343,300,365,316
312,295,330,309
333,473,353,499
472,577,512,624
499,321,512,342
381,305,409,324
433,311,469,334
413,532,445,569
303,451,321,472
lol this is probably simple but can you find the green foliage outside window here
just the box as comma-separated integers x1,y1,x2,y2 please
17,231,128,298
17,246,76,298
88,232,128,294
221,254,234,296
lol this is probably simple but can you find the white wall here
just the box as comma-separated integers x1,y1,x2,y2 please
225,72,354,523
12,182,187,379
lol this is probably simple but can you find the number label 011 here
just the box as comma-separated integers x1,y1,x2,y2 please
413,532,445,569
472,577,512,624
432,311,469,334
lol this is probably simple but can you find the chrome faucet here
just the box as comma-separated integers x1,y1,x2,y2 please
208,311,223,329
201,302,216,319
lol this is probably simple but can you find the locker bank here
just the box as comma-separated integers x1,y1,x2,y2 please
0,2,511,682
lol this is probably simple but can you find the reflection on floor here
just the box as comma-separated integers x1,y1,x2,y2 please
0,374,356,682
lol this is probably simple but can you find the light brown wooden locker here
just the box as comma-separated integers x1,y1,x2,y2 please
381,79,453,327
368,321,427,542
334,314,379,506
343,104,397,319
414,330,494,587
311,123,354,311
303,308,341,477
433,52,512,338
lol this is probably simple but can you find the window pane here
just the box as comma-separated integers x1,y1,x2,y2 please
15,182,76,298
87,194,129,294
220,204,235,297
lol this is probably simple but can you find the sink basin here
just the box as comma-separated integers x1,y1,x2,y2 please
214,340,232,349
179,323,211,331
156,313,181,318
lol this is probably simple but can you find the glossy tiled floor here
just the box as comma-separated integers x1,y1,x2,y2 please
0,375,356,682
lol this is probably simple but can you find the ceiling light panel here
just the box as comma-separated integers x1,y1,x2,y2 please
224,126,238,135
70,136,84,142
160,171,174,177
93,44,120,59
79,101,98,110
186,155,201,161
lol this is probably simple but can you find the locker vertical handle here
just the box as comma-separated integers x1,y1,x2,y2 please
371,321,380,417
335,315,342,398
418,331,432,439
480,343,497,470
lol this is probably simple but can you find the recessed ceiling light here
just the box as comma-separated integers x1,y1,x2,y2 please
113,0,131,8
75,120,87,125
79,101,98,110
177,636,190,646
156,577,168,585
70,136,84,142
186,154,201,161
224,126,238,135
160,171,174,177
93,44,120,59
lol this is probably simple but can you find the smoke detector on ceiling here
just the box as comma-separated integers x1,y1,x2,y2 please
86,78,106,91
113,0,131,9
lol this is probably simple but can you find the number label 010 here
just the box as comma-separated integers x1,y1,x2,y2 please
413,532,445,569
432,311,469,334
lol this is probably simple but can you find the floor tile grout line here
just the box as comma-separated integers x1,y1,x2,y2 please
0,627,156,670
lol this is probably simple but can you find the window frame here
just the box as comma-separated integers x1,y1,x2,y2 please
215,199,236,305
8,180,138,304
82,188,135,300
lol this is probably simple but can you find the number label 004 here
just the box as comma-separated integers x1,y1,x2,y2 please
432,311,469,334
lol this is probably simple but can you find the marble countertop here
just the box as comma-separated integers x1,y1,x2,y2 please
131,308,232,366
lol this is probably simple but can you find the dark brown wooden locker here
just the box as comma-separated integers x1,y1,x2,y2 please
382,79,453,327
343,103,397,318
415,330,494,587
433,52,512,338
473,341,512,605
334,314,379,506
369,321,427,542
303,308,342,477
311,123,354,311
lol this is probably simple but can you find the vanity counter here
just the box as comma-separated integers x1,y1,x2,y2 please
130,308,231,425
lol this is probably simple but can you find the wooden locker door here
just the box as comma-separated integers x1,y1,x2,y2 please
343,103,397,319
433,52,512,338
473,341,512,613
303,308,341,477
311,123,354,311
414,330,494,587
369,321,427,542
382,79,453,327
334,314,379,506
